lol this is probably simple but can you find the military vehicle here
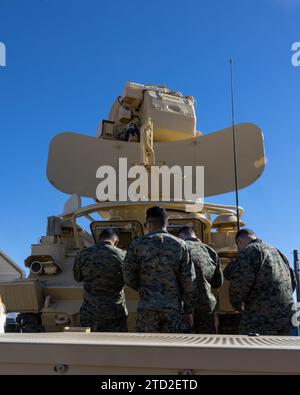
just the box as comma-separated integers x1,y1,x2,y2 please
1,82,299,374
0,81,266,333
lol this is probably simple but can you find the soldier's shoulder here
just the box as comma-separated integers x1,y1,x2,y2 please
164,232,185,243
244,239,262,252
203,243,218,261
94,243,125,259
130,235,148,246
186,240,211,252
74,244,96,263
111,245,126,257
259,241,284,261
203,243,217,255
161,232,187,249
77,244,96,256
185,239,201,250
237,240,262,263
126,236,149,253
187,241,216,264
135,232,186,249
259,240,277,252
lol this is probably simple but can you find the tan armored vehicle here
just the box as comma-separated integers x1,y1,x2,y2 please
0,81,265,333
1,82,299,374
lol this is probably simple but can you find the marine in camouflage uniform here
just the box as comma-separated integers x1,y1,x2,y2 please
224,229,295,336
73,229,127,332
178,226,223,334
123,207,194,333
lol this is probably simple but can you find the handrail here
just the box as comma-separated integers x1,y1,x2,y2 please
65,200,243,248
203,202,244,217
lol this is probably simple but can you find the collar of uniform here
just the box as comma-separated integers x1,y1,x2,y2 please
147,229,168,235
185,237,200,243
96,240,113,246
248,238,261,246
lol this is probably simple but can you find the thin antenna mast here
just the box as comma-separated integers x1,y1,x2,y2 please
293,250,300,303
230,59,240,230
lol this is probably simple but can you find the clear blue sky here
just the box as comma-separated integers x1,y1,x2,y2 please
0,0,299,269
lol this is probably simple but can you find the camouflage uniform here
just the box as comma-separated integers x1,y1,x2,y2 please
73,241,128,332
185,238,223,334
224,239,294,335
123,231,193,333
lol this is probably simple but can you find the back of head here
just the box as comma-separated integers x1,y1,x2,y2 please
235,228,256,250
99,228,119,243
178,226,196,241
235,228,256,241
146,206,168,230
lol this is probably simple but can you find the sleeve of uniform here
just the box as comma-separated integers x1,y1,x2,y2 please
223,261,235,280
113,249,127,287
123,241,140,292
228,247,258,310
208,248,223,289
73,251,83,283
211,263,223,289
178,244,194,314
289,267,297,292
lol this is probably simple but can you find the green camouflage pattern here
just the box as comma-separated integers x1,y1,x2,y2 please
123,231,194,320
185,238,223,313
73,240,127,332
224,239,294,335
193,310,216,334
185,238,223,333
136,311,184,333
80,315,128,332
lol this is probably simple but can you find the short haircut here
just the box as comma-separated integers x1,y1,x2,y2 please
146,206,168,228
178,226,195,238
235,228,256,240
99,228,119,241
